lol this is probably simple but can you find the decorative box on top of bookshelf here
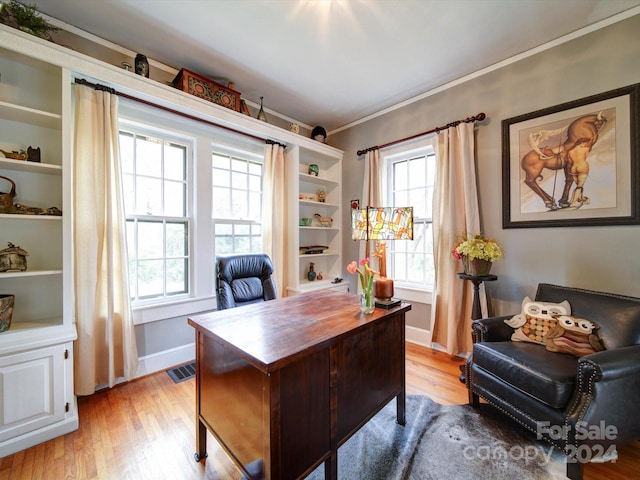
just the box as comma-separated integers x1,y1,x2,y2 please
172,68,241,112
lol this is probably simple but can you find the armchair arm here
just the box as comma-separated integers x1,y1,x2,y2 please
566,344,640,447
263,277,278,301
471,315,515,343
216,282,236,310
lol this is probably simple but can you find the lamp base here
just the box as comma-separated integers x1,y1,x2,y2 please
374,298,402,309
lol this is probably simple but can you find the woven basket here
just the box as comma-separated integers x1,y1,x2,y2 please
0,294,14,333
0,175,16,214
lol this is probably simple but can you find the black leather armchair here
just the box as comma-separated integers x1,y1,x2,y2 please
215,253,278,310
465,283,640,480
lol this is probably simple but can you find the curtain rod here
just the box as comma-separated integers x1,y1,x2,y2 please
356,112,486,156
73,78,277,145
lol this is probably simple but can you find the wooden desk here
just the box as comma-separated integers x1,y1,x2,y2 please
188,290,411,480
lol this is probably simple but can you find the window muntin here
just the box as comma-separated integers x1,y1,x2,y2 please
386,147,436,289
212,149,263,255
120,130,190,303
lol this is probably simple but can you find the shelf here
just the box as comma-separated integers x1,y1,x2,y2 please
290,279,347,294
0,157,62,175
2,317,62,332
0,270,63,278
299,226,339,231
0,320,76,356
299,200,339,208
299,172,339,187
0,100,62,129
299,251,338,258
0,213,62,220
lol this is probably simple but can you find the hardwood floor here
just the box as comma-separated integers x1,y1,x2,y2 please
1,343,638,479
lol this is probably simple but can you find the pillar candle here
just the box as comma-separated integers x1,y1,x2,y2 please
375,277,394,300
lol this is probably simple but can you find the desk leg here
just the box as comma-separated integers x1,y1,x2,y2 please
324,452,337,480
194,418,208,462
396,391,406,426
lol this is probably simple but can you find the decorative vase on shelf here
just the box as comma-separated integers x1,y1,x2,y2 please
134,54,149,78
307,262,316,281
257,96,267,122
462,256,492,276
360,290,375,314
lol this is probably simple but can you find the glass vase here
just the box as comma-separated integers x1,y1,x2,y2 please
360,291,375,314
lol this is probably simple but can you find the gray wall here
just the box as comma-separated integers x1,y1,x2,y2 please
331,15,640,331
136,315,195,357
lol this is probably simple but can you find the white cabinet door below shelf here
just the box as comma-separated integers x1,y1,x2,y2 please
0,344,66,443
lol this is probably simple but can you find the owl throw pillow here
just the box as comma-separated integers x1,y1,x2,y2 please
545,315,605,357
504,297,571,345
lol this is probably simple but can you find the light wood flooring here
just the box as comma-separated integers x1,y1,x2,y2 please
1,342,638,479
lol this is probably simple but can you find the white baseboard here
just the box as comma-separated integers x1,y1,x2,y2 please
406,325,432,347
135,343,195,379
405,326,469,359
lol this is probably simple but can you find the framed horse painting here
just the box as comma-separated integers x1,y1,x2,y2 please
502,83,640,228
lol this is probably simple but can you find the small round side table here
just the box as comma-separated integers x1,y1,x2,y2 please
457,273,497,384
457,273,498,320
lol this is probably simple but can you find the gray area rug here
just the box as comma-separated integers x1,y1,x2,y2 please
306,395,567,480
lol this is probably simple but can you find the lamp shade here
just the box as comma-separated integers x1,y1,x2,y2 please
351,207,413,241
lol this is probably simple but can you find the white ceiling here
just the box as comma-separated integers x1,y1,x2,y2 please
30,0,640,131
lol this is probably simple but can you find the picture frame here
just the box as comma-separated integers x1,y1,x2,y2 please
502,83,639,228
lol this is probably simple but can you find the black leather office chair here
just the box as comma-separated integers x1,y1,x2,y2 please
215,253,278,310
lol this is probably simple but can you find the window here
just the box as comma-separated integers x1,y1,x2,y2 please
385,144,436,290
118,101,266,319
212,148,263,254
120,129,190,303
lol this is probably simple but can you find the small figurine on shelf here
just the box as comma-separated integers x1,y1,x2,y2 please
257,96,267,122
27,146,40,163
307,262,316,281
317,188,326,203
13,203,62,216
314,213,332,227
0,149,28,161
0,242,28,272
240,99,251,116
316,272,323,281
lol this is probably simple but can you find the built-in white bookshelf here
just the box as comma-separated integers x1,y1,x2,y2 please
0,38,77,458
286,144,348,295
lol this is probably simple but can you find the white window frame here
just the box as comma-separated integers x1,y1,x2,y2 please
117,100,266,324
383,137,436,305
120,127,192,306
211,144,264,255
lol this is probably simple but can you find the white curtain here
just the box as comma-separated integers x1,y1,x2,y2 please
73,85,138,395
359,149,383,274
430,122,483,355
262,143,287,296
